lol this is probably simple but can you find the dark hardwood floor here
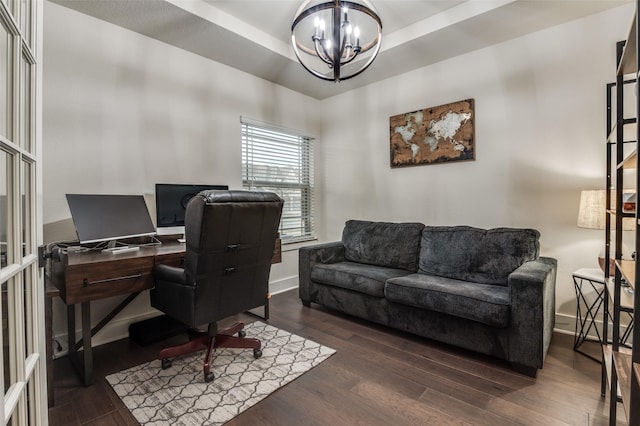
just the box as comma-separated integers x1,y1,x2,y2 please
48,289,623,425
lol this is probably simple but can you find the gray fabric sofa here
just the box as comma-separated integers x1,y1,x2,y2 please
298,220,557,377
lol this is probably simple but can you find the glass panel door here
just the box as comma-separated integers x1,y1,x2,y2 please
0,0,45,424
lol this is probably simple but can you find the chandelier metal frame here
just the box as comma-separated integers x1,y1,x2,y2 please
291,0,382,82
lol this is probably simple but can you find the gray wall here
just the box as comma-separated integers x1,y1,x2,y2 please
43,1,320,348
317,4,635,334
43,1,634,348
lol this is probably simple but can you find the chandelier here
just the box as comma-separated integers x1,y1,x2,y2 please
291,0,382,82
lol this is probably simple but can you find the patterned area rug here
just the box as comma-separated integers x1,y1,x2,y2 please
106,322,335,425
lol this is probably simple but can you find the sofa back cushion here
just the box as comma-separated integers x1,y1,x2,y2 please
418,226,540,285
342,220,425,271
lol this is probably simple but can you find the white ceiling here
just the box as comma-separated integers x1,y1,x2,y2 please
51,0,630,100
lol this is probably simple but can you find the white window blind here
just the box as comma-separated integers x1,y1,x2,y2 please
241,119,315,243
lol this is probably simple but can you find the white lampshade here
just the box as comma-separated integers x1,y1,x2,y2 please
577,189,634,231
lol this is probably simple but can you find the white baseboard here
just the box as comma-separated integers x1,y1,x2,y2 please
553,312,578,336
270,276,299,296
553,312,633,345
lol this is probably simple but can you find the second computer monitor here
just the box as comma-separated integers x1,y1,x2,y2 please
155,183,228,235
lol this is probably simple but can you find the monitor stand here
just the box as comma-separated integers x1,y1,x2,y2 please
101,240,139,254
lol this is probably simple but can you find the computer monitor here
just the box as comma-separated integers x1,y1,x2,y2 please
155,183,228,236
66,194,157,244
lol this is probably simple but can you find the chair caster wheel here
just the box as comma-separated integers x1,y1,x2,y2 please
204,372,214,382
253,348,262,358
161,358,172,369
238,330,246,338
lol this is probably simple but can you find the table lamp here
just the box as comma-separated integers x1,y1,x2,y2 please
577,189,634,275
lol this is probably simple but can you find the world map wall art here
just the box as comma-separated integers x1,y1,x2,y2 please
389,99,475,168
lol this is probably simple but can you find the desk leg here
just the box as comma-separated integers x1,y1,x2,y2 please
66,303,94,386
67,304,76,361
81,302,93,385
65,294,142,385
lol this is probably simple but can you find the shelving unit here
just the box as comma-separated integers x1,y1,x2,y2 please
604,4,640,424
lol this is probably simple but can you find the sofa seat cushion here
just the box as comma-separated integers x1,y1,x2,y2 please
311,261,412,298
385,273,510,327
419,226,540,286
342,220,424,271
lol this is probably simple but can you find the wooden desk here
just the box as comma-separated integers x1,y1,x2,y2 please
48,237,280,385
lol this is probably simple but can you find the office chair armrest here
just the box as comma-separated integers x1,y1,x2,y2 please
153,264,187,285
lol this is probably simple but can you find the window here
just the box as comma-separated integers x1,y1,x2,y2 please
241,118,315,243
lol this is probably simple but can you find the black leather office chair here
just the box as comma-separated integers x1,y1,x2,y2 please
151,190,283,382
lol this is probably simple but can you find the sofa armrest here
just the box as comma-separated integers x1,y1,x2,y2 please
508,256,557,375
298,241,345,304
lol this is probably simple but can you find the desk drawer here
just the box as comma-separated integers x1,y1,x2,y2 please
64,257,155,304
155,252,185,268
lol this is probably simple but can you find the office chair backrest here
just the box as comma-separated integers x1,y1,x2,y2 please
183,190,283,324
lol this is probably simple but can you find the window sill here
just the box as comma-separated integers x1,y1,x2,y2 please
282,237,318,252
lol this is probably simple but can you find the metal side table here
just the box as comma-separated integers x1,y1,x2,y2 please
572,268,606,362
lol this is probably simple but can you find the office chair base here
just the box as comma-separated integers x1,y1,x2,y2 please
157,322,262,382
